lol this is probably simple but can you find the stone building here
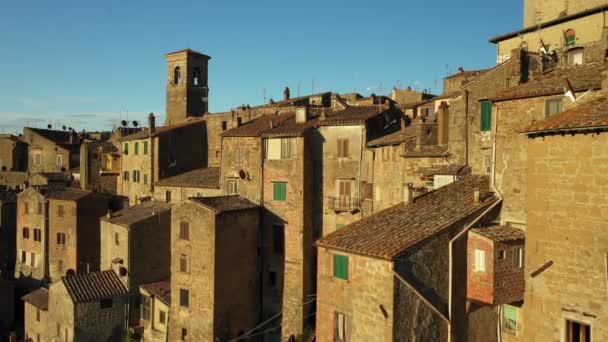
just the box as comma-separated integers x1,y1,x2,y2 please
0,191,17,277
47,270,129,342
47,189,114,282
139,280,170,342
22,287,48,342
315,175,498,341
0,279,15,333
0,134,27,172
153,167,221,203
165,49,211,125
521,93,608,341
494,1,608,63
117,113,207,205
22,128,81,174
169,196,259,342
79,140,120,193
29,172,73,189
100,201,171,325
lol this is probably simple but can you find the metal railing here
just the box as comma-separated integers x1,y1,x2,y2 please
328,196,361,212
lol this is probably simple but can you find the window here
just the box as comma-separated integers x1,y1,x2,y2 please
180,254,188,273
514,247,523,268
165,190,171,203
474,249,486,272
333,254,349,280
337,139,350,158
273,182,287,201
273,225,284,255
33,228,41,242
143,141,148,154
123,143,128,155
37,202,42,215
133,170,140,183
30,252,36,267
193,67,200,86
227,179,238,195
34,153,41,166
57,232,66,245
480,100,492,131
159,310,167,325
337,179,352,204
179,221,190,240
336,224,345,230
497,250,505,260
141,295,150,320
545,98,563,117
502,305,518,335
24,201,29,215
114,232,119,246
56,154,63,167
57,205,64,218
268,271,277,287
266,138,296,159
181,328,188,340
100,298,113,309
143,174,148,185
482,149,492,175
134,142,139,155
174,66,181,85
564,28,576,46
566,319,591,342
363,182,373,200
237,117,242,126
23,227,30,239
36,334,40,342
57,260,63,273
21,250,26,263
36,308,40,321
123,171,129,181
221,121,227,131
568,48,584,66
334,312,347,342
179,288,189,308
280,138,296,159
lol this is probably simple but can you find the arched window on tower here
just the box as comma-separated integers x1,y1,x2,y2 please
193,67,200,86
173,66,181,85
564,29,576,47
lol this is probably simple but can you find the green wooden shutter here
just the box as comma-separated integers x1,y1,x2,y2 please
123,171,129,181
143,174,148,185
143,141,148,155
123,143,129,155
273,182,287,201
333,254,348,280
135,142,139,155
336,224,345,230
480,101,492,131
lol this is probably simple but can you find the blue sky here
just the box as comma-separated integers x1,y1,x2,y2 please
0,0,522,132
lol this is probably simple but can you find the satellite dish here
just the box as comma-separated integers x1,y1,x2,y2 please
132,121,139,127
239,170,248,180
47,124,52,129
62,125,67,131
68,127,73,131
121,120,128,127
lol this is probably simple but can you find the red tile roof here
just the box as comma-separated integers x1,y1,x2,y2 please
524,94,608,134
221,112,294,138
21,288,49,310
316,175,496,260
141,280,171,305
367,130,408,147
119,117,205,141
155,167,220,189
470,225,525,242
62,270,128,303
319,105,389,126
189,195,258,213
419,164,471,176
490,63,604,102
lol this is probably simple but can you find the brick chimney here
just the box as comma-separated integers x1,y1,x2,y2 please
296,106,308,123
284,87,291,101
437,101,449,145
148,113,156,134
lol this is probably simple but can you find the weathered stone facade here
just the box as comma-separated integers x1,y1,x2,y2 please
15,188,49,287
0,192,17,276
22,288,48,342
22,128,80,174
0,135,27,172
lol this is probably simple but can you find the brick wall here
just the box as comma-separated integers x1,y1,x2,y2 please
467,234,495,304
220,137,263,204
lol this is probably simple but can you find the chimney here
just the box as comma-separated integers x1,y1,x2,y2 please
473,188,480,205
405,184,415,204
106,209,112,219
437,101,449,145
69,131,79,145
400,115,410,135
284,87,291,101
148,113,156,134
296,106,308,123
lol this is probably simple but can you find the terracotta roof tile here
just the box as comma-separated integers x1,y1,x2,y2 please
0,191,17,203
419,164,471,176
21,288,49,310
491,63,604,102
316,175,496,260
524,94,608,133
367,131,408,147
102,201,171,227
47,188,93,201
141,280,171,305
26,128,73,144
62,270,128,303
84,140,118,153
470,225,525,242
189,195,258,213
403,140,449,158
119,118,205,141
261,116,320,138
222,112,294,137
319,105,388,126
155,167,219,189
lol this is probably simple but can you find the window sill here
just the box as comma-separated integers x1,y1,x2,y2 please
330,276,350,283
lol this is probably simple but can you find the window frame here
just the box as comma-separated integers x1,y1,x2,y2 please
334,311,347,342
514,247,523,268
474,249,486,272
179,254,188,273
545,98,563,118
179,221,190,240
23,227,30,239
143,141,148,155
272,182,287,201
480,100,492,132
502,305,518,335
333,254,349,281
337,138,350,158
56,154,63,167
179,288,189,308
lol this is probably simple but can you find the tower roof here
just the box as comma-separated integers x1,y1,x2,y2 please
164,48,211,60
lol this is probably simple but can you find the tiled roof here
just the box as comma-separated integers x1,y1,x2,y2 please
367,130,408,147
444,69,490,80
62,270,128,303
102,201,171,227
470,225,525,242
524,95,608,134
47,188,92,201
88,174,118,194
419,164,471,176
84,140,118,153
261,116,320,138
222,112,294,137
315,175,496,260
490,63,604,102
257,92,331,108
37,172,72,182
319,105,388,126
189,195,259,214
21,288,49,310
403,140,449,158
26,128,72,144
0,191,17,203
0,134,23,143
141,280,171,305
165,48,211,59
155,167,220,189
119,117,205,141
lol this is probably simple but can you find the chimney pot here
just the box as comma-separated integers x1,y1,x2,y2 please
148,113,156,134
284,87,291,101
473,188,480,205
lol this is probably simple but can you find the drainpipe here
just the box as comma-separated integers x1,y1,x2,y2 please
358,126,366,218
464,90,470,166
447,103,503,341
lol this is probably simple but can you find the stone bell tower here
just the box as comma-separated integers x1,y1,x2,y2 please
165,49,211,125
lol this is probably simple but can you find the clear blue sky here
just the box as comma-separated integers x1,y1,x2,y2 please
0,0,522,132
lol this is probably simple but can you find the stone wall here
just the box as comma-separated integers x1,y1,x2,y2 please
467,233,495,304
315,250,394,342
0,137,27,172
22,128,77,174
118,137,153,205
523,0,608,28
48,199,78,282
152,185,221,203
165,51,209,124
24,302,46,342
0,202,17,275
74,296,127,341
47,281,74,342
15,189,47,286
523,132,608,341
220,137,263,204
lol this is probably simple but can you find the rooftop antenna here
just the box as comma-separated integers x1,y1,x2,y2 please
312,77,315,95
263,88,267,103
297,83,300,97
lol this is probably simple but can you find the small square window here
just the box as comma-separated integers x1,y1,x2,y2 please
545,98,563,118
273,182,287,201
179,288,189,308
497,250,505,260
474,249,486,272
333,254,349,280
100,298,113,309
159,310,166,325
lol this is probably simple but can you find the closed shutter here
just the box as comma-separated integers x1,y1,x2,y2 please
333,254,349,280
143,141,148,154
135,142,139,155
480,101,492,131
273,182,287,201
123,143,128,155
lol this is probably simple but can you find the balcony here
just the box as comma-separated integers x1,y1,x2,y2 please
328,196,361,212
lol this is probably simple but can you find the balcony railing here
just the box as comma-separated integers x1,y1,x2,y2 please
328,196,361,212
